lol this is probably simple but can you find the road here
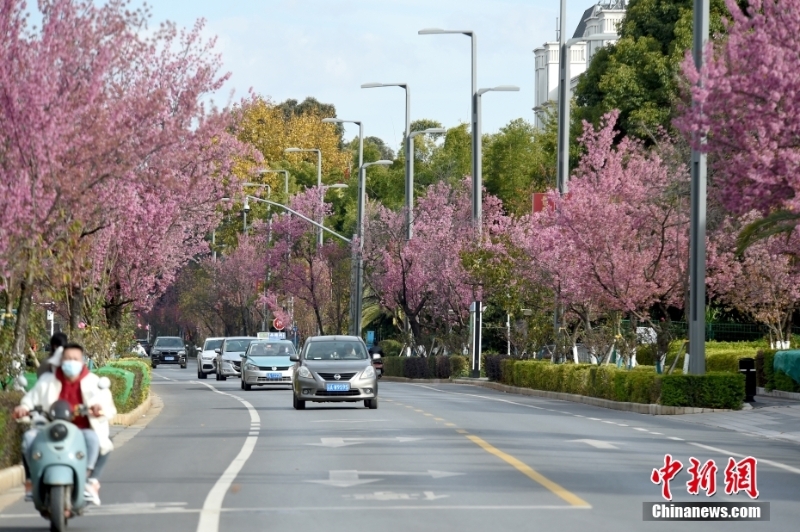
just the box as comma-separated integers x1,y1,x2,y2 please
2,361,800,531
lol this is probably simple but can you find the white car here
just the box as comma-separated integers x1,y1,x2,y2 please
215,337,257,380
197,337,224,379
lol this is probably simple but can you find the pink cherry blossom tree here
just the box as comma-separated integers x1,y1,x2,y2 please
708,213,800,347
675,0,800,218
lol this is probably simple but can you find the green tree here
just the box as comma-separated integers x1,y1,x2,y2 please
574,0,730,139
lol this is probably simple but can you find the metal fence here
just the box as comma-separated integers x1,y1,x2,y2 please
621,321,800,342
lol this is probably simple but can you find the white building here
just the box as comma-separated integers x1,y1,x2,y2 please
533,1,627,128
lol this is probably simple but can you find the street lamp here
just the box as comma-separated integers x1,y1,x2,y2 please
361,82,412,239
408,128,446,238
259,169,289,197
352,160,393,338
555,33,617,194
418,28,478,224
285,147,323,246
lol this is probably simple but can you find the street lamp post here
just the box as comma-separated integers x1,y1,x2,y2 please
259,169,290,197
285,148,322,246
352,160,393,337
408,128,446,236
556,33,617,194
361,82,413,239
241,183,271,235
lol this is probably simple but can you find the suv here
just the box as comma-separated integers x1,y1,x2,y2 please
291,335,378,410
215,337,256,380
151,336,187,368
197,337,224,379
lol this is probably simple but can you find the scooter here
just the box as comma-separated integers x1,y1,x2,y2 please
22,376,110,532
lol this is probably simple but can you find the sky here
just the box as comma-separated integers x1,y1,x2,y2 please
148,0,596,150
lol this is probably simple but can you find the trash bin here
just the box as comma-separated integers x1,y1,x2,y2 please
739,358,756,402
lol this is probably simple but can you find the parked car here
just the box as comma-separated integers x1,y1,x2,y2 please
240,340,297,390
291,335,378,410
197,337,224,379
215,337,256,380
150,336,187,368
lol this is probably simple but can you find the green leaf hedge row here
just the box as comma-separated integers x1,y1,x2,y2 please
493,358,743,409
382,355,469,379
0,391,24,470
757,349,800,393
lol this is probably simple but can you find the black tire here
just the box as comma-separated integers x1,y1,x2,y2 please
293,394,305,410
364,400,370,408
368,397,378,410
151,364,158,369
198,367,207,379
48,485,67,532
243,380,251,391
181,364,187,369
220,375,227,381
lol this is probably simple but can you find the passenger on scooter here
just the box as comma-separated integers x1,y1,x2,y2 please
13,342,116,506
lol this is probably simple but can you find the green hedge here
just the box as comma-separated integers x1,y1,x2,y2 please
758,349,800,393
0,391,24,470
660,373,744,409
496,360,741,409
95,366,135,413
107,359,151,411
382,355,469,379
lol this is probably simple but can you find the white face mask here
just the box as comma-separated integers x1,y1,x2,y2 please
61,360,84,378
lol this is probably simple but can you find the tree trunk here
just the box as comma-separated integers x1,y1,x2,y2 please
12,268,35,365
68,285,83,333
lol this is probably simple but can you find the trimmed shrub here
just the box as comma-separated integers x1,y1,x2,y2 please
484,355,509,382
660,373,744,409
108,359,151,410
380,339,402,357
383,357,404,377
636,344,657,366
95,366,135,412
499,359,517,385
0,391,24,470
449,356,469,378
403,357,430,379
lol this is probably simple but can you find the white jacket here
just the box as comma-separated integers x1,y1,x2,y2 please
21,371,117,455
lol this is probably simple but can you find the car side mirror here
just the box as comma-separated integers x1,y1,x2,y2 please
214,348,221,355
289,354,299,362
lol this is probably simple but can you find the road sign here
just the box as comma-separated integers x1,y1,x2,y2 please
366,330,375,344
273,318,285,331
46,310,54,321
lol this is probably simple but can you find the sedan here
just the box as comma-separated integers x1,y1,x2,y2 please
291,335,378,410
215,337,256,380
197,337,224,379
240,340,297,391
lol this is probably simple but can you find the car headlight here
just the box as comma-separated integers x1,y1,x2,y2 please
361,365,376,379
151,350,160,355
178,350,186,355
297,366,312,378
245,363,257,371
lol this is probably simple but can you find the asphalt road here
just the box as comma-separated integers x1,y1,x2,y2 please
2,361,800,531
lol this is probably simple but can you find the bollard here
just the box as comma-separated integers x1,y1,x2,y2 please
739,358,757,402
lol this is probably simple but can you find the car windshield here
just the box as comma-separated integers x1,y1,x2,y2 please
224,339,254,352
155,338,183,348
248,342,295,357
203,339,223,351
304,341,368,360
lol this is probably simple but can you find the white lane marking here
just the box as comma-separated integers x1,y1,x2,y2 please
687,443,800,475
601,421,616,424
195,381,260,532
344,491,449,501
633,428,649,432
668,437,684,441
404,384,546,410
568,439,620,449
306,437,422,448
308,470,463,488
574,415,584,418
649,432,663,435
588,418,601,421
310,419,388,423
152,373,173,382
617,424,628,427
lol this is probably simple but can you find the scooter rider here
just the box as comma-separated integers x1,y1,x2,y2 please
13,342,116,505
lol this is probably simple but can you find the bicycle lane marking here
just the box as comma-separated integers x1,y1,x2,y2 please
195,381,261,532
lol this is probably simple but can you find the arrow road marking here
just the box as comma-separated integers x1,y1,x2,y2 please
568,439,620,449
306,437,422,448
343,491,450,501
307,470,463,488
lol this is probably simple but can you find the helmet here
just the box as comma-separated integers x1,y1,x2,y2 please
49,399,73,421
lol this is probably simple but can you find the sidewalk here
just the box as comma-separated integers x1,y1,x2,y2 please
677,394,800,445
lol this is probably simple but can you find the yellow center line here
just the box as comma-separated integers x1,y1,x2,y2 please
414,409,425,413
434,418,445,421
424,413,434,417
446,423,457,427
465,434,590,508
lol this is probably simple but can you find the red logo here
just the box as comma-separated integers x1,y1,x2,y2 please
273,318,285,331
686,458,718,496
651,454,683,501
724,457,759,499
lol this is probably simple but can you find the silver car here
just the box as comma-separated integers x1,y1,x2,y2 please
240,340,297,391
291,335,378,410
215,337,256,380
197,337,224,379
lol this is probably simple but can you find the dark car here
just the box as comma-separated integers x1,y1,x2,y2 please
150,336,187,369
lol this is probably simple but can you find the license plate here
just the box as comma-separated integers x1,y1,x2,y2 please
164,357,174,361
326,383,350,392
267,372,282,379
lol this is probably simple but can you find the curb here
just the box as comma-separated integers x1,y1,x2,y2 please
384,376,733,415
757,387,800,401
112,393,152,426
0,465,24,497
